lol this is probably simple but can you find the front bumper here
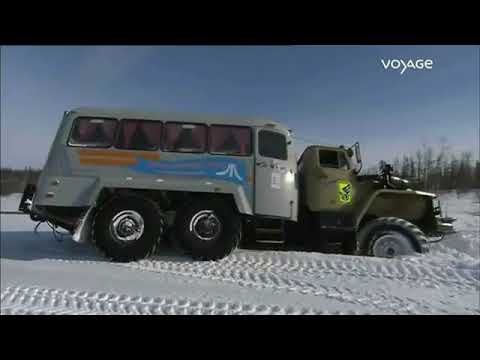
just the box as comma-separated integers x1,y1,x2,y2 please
431,197,456,236
436,218,456,235
420,197,456,253
420,216,456,253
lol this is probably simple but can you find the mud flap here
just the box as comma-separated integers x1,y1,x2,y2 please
72,207,95,243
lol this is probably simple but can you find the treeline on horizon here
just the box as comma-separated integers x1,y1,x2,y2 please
1,167,42,196
1,141,479,196
364,140,479,193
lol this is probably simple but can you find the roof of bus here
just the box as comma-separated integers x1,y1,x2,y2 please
69,107,290,132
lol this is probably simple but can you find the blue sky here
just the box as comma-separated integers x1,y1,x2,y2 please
1,45,478,169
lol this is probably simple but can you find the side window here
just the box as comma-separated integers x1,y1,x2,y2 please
210,125,251,156
116,119,162,151
258,130,287,160
319,150,350,169
338,152,349,170
68,117,118,147
164,122,207,153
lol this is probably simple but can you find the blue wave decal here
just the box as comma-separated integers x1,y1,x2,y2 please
129,157,248,186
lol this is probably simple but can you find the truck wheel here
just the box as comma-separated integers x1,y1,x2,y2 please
92,194,165,262
175,199,241,261
357,217,426,258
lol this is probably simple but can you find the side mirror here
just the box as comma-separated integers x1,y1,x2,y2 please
354,142,362,174
355,142,362,163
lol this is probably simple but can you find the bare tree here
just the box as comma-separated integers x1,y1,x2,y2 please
475,161,480,188
409,156,416,179
415,150,423,180
384,137,477,192
393,157,401,176
401,155,410,178
423,145,434,190
458,151,473,192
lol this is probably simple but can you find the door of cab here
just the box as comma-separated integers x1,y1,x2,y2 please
254,128,296,219
316,149,355,211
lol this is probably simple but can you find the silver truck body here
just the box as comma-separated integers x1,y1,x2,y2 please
31,107,298,242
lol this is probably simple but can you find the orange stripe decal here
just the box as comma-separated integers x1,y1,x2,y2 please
79,157,138,166
77,149,160,162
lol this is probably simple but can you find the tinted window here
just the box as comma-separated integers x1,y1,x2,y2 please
164,123,207,153
258,130,287,160
69,117,117,147
319,149,349,169
210,125,251,156
116,119,162,151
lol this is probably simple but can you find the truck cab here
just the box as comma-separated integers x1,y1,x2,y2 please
296,143,454,255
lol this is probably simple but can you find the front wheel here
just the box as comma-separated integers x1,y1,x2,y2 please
175,198,241,260
357,217,426,258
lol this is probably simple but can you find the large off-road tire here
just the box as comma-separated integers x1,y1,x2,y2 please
175,198,241,261
92,194,165,262
357,217,427,258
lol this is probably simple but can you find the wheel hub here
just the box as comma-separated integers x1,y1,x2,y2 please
372,233,414,258
110,210,144,242
189,210,222,241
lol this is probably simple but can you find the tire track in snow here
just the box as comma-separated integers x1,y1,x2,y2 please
31,250,478,313
0,286,328,315
222,252,480,289
2,257,478,314
42,250,479,290
122,258,468,314
6,257,445,314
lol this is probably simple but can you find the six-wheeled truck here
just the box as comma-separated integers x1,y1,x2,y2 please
19,108,455,261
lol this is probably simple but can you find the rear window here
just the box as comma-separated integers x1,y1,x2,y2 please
68,117,118,147
210,125,251,156
258,130,287,160
116,119,162,151
164,122,207,153
319,149,349,169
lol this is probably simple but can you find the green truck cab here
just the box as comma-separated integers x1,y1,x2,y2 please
295,144,454,256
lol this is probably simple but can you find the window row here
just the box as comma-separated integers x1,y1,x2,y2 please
68,117,252,156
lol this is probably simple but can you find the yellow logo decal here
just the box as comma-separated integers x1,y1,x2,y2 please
338,180,353,204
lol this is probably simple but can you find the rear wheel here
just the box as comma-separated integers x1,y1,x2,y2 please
92,194,165,262
175,198,241,260
357,217,426,258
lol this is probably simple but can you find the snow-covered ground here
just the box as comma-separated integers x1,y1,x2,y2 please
1,191,479,315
